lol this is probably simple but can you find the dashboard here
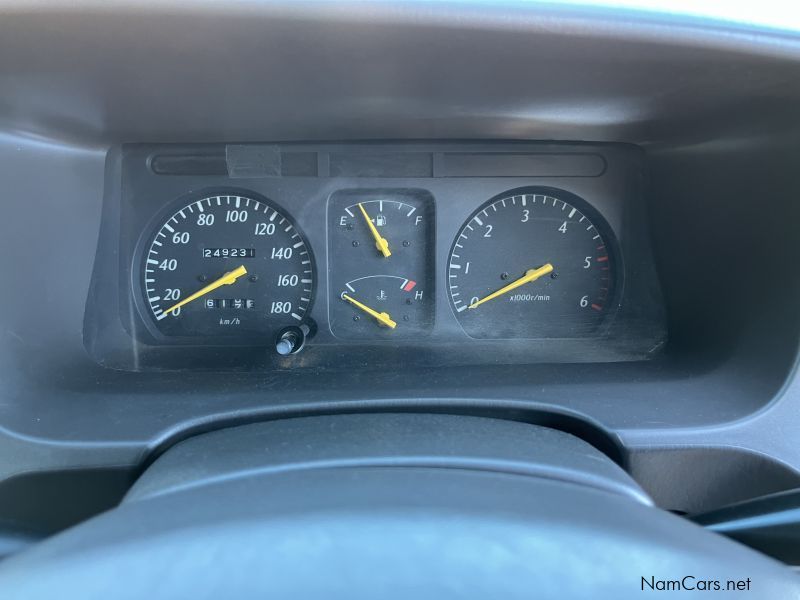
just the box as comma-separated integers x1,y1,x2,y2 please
1,1,800,594
86,142,664,370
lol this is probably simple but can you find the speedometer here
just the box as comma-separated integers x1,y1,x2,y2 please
138,191,315,344
447,188,618,339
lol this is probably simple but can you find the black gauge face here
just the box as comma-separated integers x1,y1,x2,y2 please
328,189,434,339
140,192,315,342
448,189,617,339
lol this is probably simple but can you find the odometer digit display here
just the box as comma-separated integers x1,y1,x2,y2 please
140,192,314,342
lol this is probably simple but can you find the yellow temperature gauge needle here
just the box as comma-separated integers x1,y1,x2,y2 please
469,263,554,309
163,265,248,315
358,202,391,258
341,293,397,329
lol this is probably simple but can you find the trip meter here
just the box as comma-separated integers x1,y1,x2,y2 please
327,189,435,339
137,191,315,345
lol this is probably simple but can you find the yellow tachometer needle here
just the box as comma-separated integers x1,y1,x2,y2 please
341,293,397,329
469,263,554,309
163,265,248,315
358,202,391,258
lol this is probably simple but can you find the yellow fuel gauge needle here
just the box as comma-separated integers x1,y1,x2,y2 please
358,202,391,258
341,293,397,329
163,265,248,315
469,263,554,309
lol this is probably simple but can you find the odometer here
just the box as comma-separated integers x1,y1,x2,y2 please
139,192,314,343
447,188,617,339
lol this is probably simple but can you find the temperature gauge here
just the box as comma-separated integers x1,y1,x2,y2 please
327,189,435,339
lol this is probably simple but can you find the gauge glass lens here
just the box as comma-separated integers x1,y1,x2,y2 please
328,189,434,339
140,193,314,341
448,189,616,339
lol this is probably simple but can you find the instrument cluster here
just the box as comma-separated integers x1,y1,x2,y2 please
84,142,665,370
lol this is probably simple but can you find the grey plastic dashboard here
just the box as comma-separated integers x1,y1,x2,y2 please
1,0,800,558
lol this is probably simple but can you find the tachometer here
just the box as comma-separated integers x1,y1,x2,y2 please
447,188,617,339
139,192,315,343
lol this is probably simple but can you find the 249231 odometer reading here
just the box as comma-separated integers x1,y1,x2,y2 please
447,188,617,339
140,193,315,342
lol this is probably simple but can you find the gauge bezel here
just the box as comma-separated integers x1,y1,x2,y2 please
131,187,317,347
325,187,437,342
446,186,625,340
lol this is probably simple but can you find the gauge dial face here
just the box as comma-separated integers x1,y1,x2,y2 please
140,193,314,342
447,189,617,339
328,189,434,339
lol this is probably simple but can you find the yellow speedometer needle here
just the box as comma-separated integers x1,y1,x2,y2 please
358,202,391,258
468,263,554,309
163,265,248,315
341,293,397,329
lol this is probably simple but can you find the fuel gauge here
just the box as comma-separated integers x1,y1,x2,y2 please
327,189,435,339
